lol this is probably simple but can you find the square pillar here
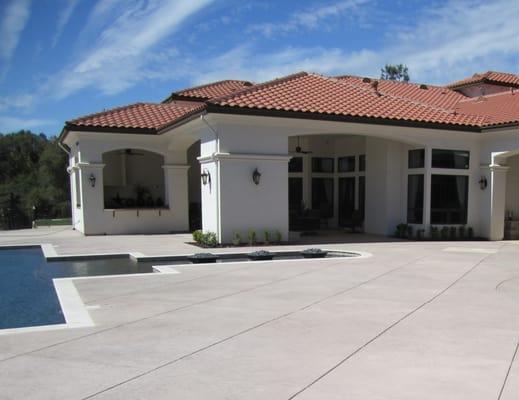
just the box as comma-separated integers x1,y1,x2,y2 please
482,164,509,240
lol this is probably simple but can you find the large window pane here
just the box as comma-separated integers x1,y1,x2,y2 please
358,176,365,218
432,149,470,169
408,149,425,168
338,156,355,172
289,157,303,173
312,178,334,218
430,175,468,224
312,157,334,173
289,178,303,211
407,174,424,223
359,155,366,172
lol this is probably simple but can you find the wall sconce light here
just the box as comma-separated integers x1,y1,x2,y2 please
89,173,96,187
252,168,261,185
478,176,488,190
201,169,211,186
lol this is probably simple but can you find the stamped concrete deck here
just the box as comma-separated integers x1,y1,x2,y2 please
1,228,519,399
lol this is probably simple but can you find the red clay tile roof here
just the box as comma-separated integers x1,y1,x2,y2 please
336,75,466,109
208,72,486,128
164,80,253,102
447,71,519,89
455,90,519,127
66,101,205,133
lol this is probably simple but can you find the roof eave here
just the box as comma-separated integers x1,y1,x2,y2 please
205,104,482,132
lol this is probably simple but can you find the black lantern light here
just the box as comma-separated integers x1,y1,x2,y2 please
478,176,488,190
252,168,261,185
89,173,96,187
201,169,211,185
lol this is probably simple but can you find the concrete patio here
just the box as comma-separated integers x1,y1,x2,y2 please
1,228,519,399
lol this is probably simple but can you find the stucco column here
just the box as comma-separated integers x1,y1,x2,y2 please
163,165,190,232
482,164,509,240
77,162,105,234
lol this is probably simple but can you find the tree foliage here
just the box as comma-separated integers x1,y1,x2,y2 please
0,130,70,229
380,64,410,82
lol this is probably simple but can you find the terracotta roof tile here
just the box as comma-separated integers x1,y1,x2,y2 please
66,101,205,133
455,90,519,126
447,71,519,89
165,80,253,101
209,72,486,127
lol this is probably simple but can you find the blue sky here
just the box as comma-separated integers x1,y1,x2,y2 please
1,0,519,137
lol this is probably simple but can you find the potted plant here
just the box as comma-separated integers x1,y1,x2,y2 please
301,248,328,258
264,230,270,245
449,226,457,240
247,250,274,261
248,229,257,245
187,253,218,264
232,232,242,246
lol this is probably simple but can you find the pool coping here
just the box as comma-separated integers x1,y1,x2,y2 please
0,244,371,335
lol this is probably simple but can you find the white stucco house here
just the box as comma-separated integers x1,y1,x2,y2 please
59,70,519,242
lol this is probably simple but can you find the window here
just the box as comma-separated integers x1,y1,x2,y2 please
358,176,365,217
312,157,334,173
359,154,366,172
430,175,468,224
312,178,334,218
289,157,303,173
432,149,469,169
408,149,425,169
289,178,303,210
338,156,355,172
407,175,424,223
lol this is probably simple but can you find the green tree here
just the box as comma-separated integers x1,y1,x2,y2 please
0,130,70,229
380,64,410,82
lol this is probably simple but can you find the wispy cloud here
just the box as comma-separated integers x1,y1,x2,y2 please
52,0,80,47
0,0,31,74
0,94,35,112
49,0,213,98
0,115,54,134
248,0,370,37
198,0,519,85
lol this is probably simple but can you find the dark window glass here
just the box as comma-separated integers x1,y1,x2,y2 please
408,149,425,168
432,149,470,169
407,174,424,223
358,176,365,217
312,157,334,173
338,156,355,172
289,178,303,210
430,175,468,224
359,155,366,172
289,157,303,173
312,178,334,218
338,177,355,226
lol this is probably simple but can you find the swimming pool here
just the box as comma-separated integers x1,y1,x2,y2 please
0,248,156,330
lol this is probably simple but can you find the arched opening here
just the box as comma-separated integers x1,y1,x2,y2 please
504,153,519,239
187,140,201,230
102,149,166,209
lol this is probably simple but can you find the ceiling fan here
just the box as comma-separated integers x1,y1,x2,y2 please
118,149,145,156
295,136,313,154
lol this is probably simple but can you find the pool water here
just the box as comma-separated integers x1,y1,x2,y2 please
0,248,154,329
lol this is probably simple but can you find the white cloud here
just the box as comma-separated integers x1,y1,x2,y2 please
200,0,519,85
0,94,35,111
248,0,370,37
0,0,31,64
0,115,54,133
49,0,213,98
52,0,80,47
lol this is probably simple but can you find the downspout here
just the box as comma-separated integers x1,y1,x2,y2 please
200,114,221,241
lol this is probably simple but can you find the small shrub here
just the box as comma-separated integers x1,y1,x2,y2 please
274,230,282,243
449,226,457,240
415,229,425,240
467,227,474,239
248,229,257,245
232,232,242,246
192,230,203,244
264,230,270,244
395,223,407,238
440,226,449,240
459,225,466,239
430,226,439,240
203,231,218,247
